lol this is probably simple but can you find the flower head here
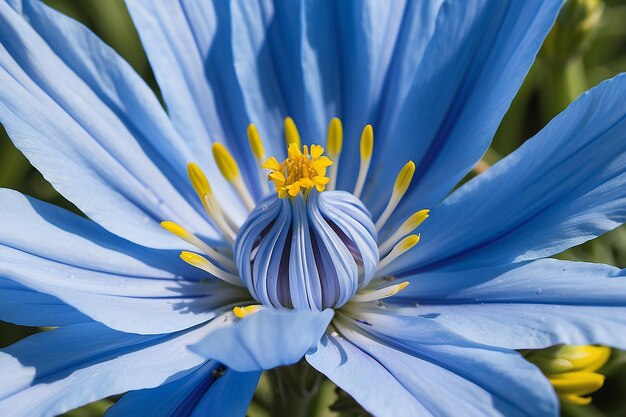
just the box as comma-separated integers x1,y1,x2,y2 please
0,1,626,417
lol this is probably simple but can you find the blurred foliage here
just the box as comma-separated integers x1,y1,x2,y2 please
0,0,625,416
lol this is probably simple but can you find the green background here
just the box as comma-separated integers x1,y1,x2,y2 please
0,1,625,416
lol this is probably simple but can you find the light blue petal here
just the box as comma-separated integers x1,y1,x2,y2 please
367,1,562,228
105,362,259,417
343,310,557,416
229,1,410,172
125,0,259,205
191,308,333,372
0,1,219,248
307,334,428,417
0,277,88,327
308,313,557,417
394,73,626,273
0,189,248,334
393,259,626,349
0,322,215,417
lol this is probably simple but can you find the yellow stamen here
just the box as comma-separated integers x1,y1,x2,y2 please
379,209,430,254
247,124,270,194
377,234,420,272
263,143,333,199
233,305,262,318
180,251,242,287
393,161,416,196
360,124,374,160
375,160,416,232
353,124,373,198
212,143,239,181
284,117,302,148
161,221,235,270
326,118,343,155
326,118,343,191
186,163,237,243
351,281,410,303
247,124,265,161
212,143,255,211
188,162,212,197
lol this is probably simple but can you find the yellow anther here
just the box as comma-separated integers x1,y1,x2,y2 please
379,210,429,255
360,124,374,160
284,117,302,148
326,118,343,191
233,305,262,319
377,235,420,272
163,222,236,270
180,251,210,268
354,124,374,198
187,163,212,197
212,143,240,181
212,142,255,211
247,124,265,160
394,161,416,195
180,251,242,287
375,160,416,232
351,281,410,303
386,281,409,296
398,234,420,251
404,209,430,231
161,221,190,239
263,143,333,199
326,118,343,156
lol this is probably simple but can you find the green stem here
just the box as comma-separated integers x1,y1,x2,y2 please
269,361,326,417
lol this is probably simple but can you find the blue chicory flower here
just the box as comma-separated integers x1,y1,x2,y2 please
0,0,625,416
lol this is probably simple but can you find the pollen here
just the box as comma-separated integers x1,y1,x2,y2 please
262,143,333,198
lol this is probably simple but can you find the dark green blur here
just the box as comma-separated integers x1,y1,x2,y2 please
0,1,625,416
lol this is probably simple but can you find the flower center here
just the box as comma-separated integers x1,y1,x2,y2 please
263,143,333,198
161,117,429,314
234,181,379,310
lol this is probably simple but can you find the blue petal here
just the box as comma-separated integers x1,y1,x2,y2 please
0,189,247,334
0,277,88,327
0,0,221,248
0,278,91,326
228,1,410,172
0,322,215,417
362,0,562,225
308,312,557,417
124,0,260,204
393,259,626,349
393,73,626,273
105,362,260,417
191,308,333,372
